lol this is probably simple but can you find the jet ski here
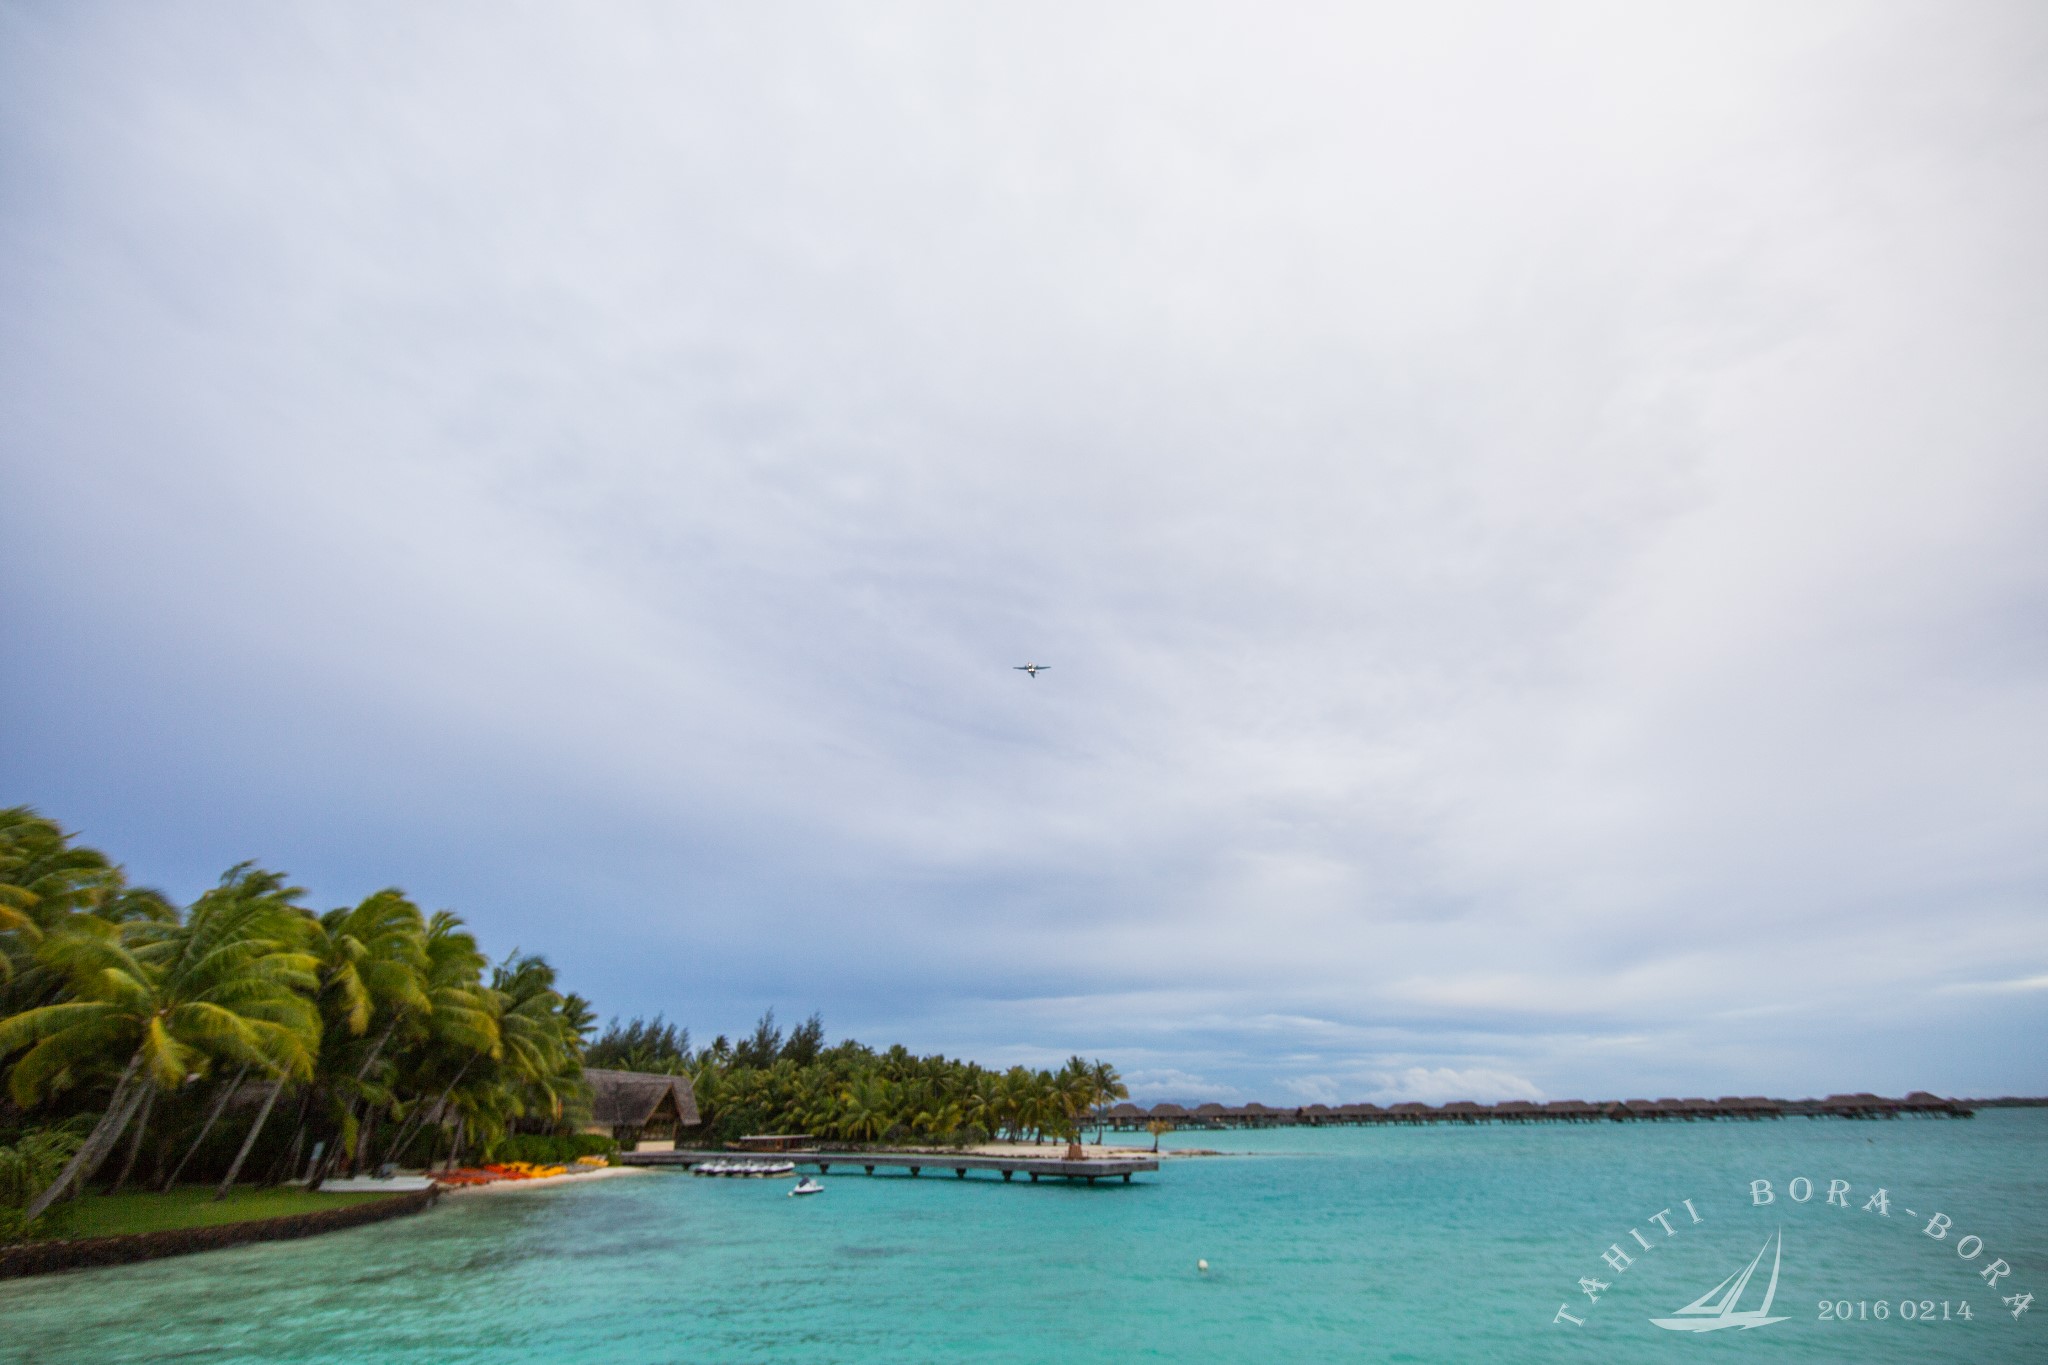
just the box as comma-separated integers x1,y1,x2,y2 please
788,1176,825,1196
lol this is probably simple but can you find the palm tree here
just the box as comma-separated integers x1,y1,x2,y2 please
1054,1060,1095,1158
838,1075,893,1143
1,808,172,1007
374,913,499,1167
292,891,431,1182
1088,1058,1128,1141
422,953,583,1168
0,866,318,1220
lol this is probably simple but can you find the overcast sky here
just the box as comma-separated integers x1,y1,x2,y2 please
3,2,2044,1104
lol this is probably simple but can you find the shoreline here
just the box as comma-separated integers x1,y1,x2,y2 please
0,1189,436,1281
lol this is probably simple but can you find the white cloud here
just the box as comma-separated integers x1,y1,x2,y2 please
2,2,2043,1101
1364,1069,1546,1106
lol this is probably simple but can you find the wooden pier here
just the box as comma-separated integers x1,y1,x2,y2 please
620,1149,1158,1184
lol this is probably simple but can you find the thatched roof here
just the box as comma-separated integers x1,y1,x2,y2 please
1150,1102,1189,1117
586,1068,701,1128
1107,1102,1146,1117
1194,1102,1228,1116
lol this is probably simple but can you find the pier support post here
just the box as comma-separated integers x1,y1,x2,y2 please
1029,1172,1038,1182
819,1164,830,1174
909,1167,920,1177
864,1165,874,1175
1122,1173,1131,1183
1002,1170,1013,1181
955,1169,966,1179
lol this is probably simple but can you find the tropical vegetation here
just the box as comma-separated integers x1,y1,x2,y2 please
660,1008,1128,1149
1,805,1128,1241
0,807,587,1236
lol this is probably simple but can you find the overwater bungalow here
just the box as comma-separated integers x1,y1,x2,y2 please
583,1068,701,1151
1238,1102,1283,1127
1108,1090,1966,1134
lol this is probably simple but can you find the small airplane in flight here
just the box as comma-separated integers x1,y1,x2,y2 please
1014,662,1051,678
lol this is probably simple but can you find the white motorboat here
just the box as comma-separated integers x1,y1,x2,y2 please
788,1177,824,1197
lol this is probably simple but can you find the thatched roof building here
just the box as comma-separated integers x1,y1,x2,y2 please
583,1068,701,1146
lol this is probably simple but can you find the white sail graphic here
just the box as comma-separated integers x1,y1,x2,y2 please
1649,1231,1789,1332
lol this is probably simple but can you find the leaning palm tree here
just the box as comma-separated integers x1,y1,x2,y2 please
289,891,432,1183
0,807,172,1009
0,866,318,1220
373,913,500,1167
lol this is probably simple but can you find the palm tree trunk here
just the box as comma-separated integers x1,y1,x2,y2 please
442,1116,466,1172
385,1059,471,1171
109,1086,157,1193
161,1063,250,1190
352,1110,379,1173
266,1126,305,1190
335,1020,402,1176
215,1077,285,1201
25,1055,148,1222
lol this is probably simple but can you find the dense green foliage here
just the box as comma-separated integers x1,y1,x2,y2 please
0,804,1128,1238
688,1011,1127,1148
0,807,589,1225
480,1132,617,1164
0,1124,84,1240
585,1013,692,1073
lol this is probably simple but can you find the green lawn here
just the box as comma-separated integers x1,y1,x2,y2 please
33,1186,399,1240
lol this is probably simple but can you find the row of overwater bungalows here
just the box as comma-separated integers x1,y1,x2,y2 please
1100,1091,1972,1130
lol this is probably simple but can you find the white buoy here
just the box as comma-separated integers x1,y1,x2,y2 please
1197,1259,1209,1272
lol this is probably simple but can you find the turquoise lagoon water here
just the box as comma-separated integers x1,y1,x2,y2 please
3,1110,2042,1363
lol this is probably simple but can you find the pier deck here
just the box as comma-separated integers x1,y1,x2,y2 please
620,1149,1158,1183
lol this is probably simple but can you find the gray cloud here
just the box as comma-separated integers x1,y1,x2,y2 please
3,2,2044,1100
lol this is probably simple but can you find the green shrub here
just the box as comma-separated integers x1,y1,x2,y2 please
479,1132,616,1164
0,1127,85,1243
